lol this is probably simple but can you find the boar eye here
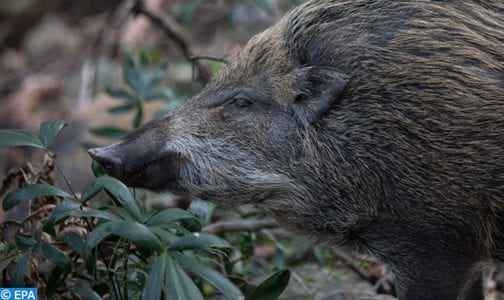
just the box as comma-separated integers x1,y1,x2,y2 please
231,97,252,108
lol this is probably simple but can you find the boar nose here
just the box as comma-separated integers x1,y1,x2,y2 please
88,147,123,176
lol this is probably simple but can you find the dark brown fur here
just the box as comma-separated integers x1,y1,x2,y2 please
90,1,504,299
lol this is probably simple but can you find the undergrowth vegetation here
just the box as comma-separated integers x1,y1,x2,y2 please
0,50,290,299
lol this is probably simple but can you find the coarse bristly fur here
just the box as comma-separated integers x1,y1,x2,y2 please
89,1,504,299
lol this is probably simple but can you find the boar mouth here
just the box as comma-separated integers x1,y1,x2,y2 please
120,151,185,191
89,147,185,192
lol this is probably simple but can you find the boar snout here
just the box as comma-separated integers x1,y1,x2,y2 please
88,146,124,178
89,138,185,193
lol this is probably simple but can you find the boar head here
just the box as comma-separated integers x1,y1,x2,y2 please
88,29,348,207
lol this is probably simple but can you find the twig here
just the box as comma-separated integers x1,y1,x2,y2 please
331,247,376,283
202,219,278,234
190,55,229,64
132,0,211,83
291,270,313,295
78,0,137,110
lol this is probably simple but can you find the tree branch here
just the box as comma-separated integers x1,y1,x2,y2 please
132,0,211,84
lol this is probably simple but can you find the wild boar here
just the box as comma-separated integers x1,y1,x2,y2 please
89,1,504,299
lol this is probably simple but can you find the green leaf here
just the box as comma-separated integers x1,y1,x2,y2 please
0,129,44,149
105,86,138,104
63,232,91,256
246,269,290,300
122,51,143,94
104,205,137,221
172,252,243,300
15,234,36,250
168,233,230,251
146,208,197,227
149,227,179,243
143,254,167,300
133,105,144,128
2,184,71,211
89,126,128,139
63,232,95,273
45,199,81,225
108,221,163,252
37,240,72,269
91,160,105,177
81,176,142,220
108,104,135,115
165,253,204,300
86,222,112,249
12,251,31,287
43,199,81,236
145,64,168,92
147,87,174,102
69,209,122,222
46,266,67,297
180,218,202,232
38,120,66,148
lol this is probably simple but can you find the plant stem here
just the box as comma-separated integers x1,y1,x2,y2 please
122,241,131,299
45,150,79,201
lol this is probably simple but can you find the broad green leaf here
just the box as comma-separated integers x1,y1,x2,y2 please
69,209,122,222
89,126,128,139
63,232,89,257
172,252,243,300
43,199,81,236
46,266,67,297
38,120,66,147
86,222,112,249
246,269,290,300
37,241,72,269
63,232,95,273
45,199,81,225
180,218,202,232
146,87,174,101
108,221,163,252
105,86,138,104
145,65,168,93
91,160,105,177
122,51,143,94
70,281,101,300
165,253,203,300
81,176,142,220
15,234,36,250
146,208,197,226
12,251,31,287
168,233,230,251
104,205,137,221
159,222,192,236
143,254,167,300
149,227,179,243
108,104,135,115
0,129,44,149
3,184,71,211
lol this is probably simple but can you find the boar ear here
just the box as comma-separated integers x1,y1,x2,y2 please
290,66,349,127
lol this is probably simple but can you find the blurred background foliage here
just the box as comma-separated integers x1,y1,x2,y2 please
2,0,500,299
